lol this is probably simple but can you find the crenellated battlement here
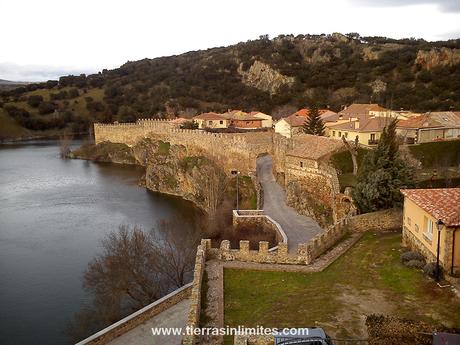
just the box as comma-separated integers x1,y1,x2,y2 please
93,121,273,174
207,216,349,265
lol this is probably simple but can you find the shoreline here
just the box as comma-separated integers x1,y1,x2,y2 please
0,131,90,144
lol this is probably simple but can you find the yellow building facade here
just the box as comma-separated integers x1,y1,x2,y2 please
401,189,460,275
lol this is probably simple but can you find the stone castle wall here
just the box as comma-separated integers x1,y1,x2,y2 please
348,208,402,232
94,122,272,174
94,122,349,221
208,217,349,265
182,239,209,345
232,210,287,249
77,283,192,345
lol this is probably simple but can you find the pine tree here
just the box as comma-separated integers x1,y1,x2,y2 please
352,119,414,213
303,105,325,136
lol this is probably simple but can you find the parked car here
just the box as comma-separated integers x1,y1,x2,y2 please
274,327,333,345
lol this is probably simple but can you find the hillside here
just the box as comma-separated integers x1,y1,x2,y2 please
1,32,460,140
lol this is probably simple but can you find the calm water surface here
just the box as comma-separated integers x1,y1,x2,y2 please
0,140,200,345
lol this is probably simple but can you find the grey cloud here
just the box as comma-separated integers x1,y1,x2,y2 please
348,0,460,12
0,62,99,82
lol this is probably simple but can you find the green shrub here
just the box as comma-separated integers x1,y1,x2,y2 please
157,141,170,155
409,140,460,168
330,148,369,174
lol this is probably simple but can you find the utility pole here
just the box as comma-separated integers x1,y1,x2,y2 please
436,219,444,282
231,170,240,211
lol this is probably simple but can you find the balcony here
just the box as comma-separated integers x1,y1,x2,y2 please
368,139,379,145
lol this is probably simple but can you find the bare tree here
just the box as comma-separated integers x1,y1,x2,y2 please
83,225,162,309
203,169,227,218
68,222,201,342
342,135,359,175
150,220,201,288
59,133,72,158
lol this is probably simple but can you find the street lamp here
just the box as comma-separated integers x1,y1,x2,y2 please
436,219,444,282
231,170,240,211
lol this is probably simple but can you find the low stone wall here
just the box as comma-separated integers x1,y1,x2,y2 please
348,208,402,232
181,239,209,345
232,210,287,250
209,218,349,266
210,240,308,264
308,217,350,261
76,283,192,345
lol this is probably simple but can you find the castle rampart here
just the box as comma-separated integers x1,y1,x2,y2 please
94,122,273,174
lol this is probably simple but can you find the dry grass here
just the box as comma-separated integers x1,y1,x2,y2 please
224,232,460,340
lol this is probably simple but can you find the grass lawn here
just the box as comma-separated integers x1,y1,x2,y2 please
224,232,460,340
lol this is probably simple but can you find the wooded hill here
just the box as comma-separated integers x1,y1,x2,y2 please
1,33,460,139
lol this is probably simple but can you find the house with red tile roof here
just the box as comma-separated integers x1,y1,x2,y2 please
327,117,391,146
193,112,229,129
339,103,387,117
397,111,460,144
193,111,264,129
274,109,337,138
220,111,263,129
401,188,460,275
274,113,306,138
249,111,273,128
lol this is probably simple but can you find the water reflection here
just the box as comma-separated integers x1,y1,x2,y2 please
0,140,202,345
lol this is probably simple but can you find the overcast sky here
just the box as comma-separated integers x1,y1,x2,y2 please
1,0,459,81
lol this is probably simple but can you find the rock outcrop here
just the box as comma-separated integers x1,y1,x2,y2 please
71,139,256,215
237,60,295,94
415,48,460,70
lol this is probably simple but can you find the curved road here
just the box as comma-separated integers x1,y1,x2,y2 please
257,155,323,252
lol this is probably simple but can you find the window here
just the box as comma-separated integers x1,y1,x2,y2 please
208,120,213,125
338,131,342,137
425,217,433,240
332,131,336,137
344,132,348,138
219,120,223,124
300,161,303,168
370,133,376,141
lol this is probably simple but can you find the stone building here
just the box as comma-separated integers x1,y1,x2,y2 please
327,116,390,146
274,108,333,138
401,188,460,275
282,134,347,226
193,112,229,129
249,111,273,128
396,111,460,144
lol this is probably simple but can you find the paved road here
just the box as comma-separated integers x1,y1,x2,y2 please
108,298,190,345
257,155,323,252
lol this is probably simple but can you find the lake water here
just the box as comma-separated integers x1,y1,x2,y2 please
0,140,200,345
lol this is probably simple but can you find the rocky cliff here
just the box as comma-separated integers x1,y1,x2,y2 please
71,139,256,214
237,60,295,94
415,47,460,70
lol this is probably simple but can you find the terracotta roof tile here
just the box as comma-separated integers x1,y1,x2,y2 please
193,112,226,120
339,103,387,116
328,117,389,132
285,114,307,127
287,134,344,160
397,114,444,129
320,110,339,122
401,188,460,227
292,108,331,117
